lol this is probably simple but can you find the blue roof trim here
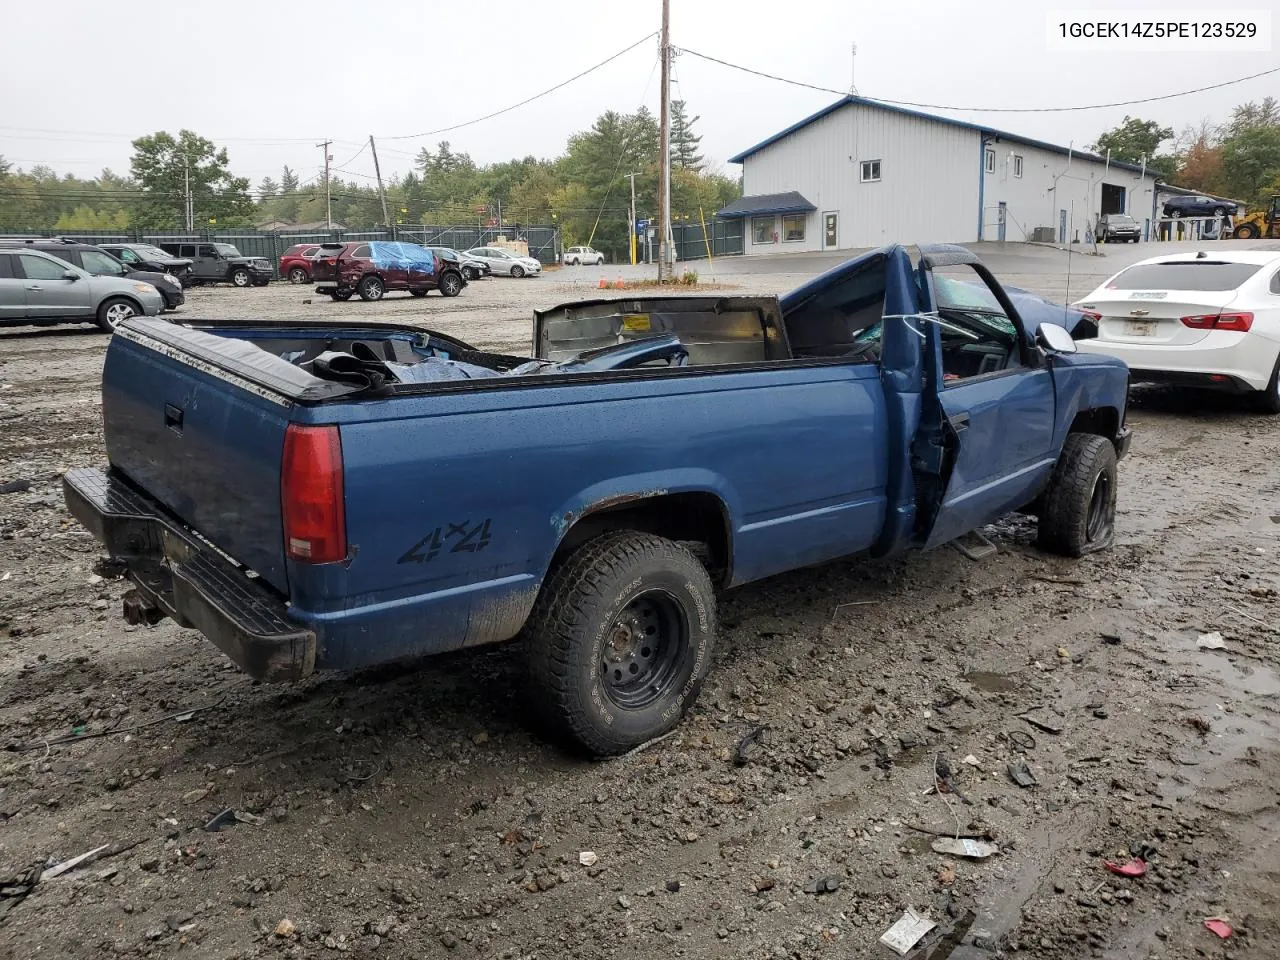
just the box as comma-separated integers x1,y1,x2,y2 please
728,95,1155,177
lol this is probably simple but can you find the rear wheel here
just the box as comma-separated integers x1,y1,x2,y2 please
1254,355,1280,415
96,297,139,333
231,268,251,287
510,265,525,279
1234,222,1261,240
288,266,308,284
1170,209,1182,219
358,275,384,301
1037,434,1117,557
439,271,463,297
524,531,716,756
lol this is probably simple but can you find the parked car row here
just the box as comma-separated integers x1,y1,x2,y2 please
280,241,541,285
0,245,165,331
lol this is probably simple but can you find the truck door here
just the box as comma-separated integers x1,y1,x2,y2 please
16,253,92,319
912,247,1057,549
0,253,26,320
196,244,221,280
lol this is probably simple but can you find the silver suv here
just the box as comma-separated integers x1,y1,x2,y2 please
0,248,164,332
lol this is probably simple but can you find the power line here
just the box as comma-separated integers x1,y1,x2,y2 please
380,32,658,141
676,46,1280,113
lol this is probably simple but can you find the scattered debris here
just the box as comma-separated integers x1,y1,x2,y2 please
1007,761,1039,788
961,754,981,768
38,845,110,883
1007,730,1036,752
906,824,995,841
936,863,956,885
0,479,32,495
931,838,999,859
1099,632,1123,645
802,874,841,895
274,918,296,938
1196,632,1227,650
1186,716,1212,734
732,724,767,767
832,600,879,620
1203,918,1233,939
577,851,597,868
879,908,937,955
665,879,681,893
203,809,266,832
1104,857,1147,878
1019,710,1065,734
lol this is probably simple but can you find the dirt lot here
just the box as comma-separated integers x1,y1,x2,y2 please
1,244,1278,960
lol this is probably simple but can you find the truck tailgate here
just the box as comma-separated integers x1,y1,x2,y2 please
102,323,293,592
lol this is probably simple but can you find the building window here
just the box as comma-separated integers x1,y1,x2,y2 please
985,149,995,174
1012,155,1023,178
752,216,775,244
781,214,806,242
860,159,881,182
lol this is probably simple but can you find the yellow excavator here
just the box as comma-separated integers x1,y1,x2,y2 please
1232,195,1280,239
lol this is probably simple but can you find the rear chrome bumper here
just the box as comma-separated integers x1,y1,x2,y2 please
63,468,315,681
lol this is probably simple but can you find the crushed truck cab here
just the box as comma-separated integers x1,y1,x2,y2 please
65,243,1131,754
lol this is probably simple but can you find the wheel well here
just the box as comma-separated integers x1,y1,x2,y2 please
553,492,732,585
100,295,143,315
1069,407,1118,439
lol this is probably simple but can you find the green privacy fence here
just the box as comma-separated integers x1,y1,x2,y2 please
637,219,745,262
4,225,563,277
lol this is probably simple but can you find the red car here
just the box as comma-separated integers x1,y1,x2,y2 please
279,244,323,284
311,241,465,301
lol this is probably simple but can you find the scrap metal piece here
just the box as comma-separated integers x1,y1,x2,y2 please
879,908,937,955
1007,761,1039,788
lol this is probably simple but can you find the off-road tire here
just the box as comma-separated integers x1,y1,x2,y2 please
1254,355,1280,414
1037,433,1118,557
358,275,384,301
524,531,716,756
288,267,308,283
439,271,463,297
96,296,140,333
510,264,525,279
231,268,251,287
1234,222,1260,240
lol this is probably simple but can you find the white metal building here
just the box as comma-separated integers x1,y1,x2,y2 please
718,96,1161,253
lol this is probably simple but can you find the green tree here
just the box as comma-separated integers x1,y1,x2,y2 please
257,176,279,199
670,100,704,171
1217,99,1280,203
129,130,254,228
1091,115,1176,178
280,165,299,193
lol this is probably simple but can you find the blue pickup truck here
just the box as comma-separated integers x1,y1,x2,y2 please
64,244,1130,754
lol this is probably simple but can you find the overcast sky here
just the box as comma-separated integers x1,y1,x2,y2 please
1,0,1273,190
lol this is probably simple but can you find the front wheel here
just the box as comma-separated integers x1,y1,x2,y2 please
1037,433,1118,557
96,297,139,333
1170,209,1182,219
231,268,251,287
1235,222,1260,240
358,275,384,301
288,267,308,284
439,271,463,297
510,265,525,279
524,532,716,756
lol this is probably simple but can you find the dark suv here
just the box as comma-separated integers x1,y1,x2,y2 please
156,241,273,287
0,238,184,311
1162,195,1238,219
312,241,465,301
1096,213,1141,243
97,242,193,284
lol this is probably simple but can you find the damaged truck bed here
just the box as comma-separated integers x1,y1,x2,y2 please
64,243,1131,755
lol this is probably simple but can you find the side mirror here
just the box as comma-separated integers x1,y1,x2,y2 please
63,270,79,281
1036,322,1077,355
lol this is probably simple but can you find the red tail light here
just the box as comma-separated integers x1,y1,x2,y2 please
1180,311,1253,332
281,424,346,564
1079,309,1102,323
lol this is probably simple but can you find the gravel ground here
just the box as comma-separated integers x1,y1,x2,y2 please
1,243,1278,960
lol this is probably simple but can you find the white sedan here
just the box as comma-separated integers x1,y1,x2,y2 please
1073,250,1280,412
464,247,542,278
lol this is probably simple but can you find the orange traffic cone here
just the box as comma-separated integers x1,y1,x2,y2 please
613,277,625,289
597,278,608,289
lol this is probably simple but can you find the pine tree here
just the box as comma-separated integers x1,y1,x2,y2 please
280,165,299,193
671,100,704,171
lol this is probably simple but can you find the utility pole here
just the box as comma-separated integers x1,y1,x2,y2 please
183,153,193,230
369,135,392,234
657,0,673,280
317,139,333,230
627,172,638,265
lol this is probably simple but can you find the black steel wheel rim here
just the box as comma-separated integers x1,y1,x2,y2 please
600,590,689,710
1086,470,1113,541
